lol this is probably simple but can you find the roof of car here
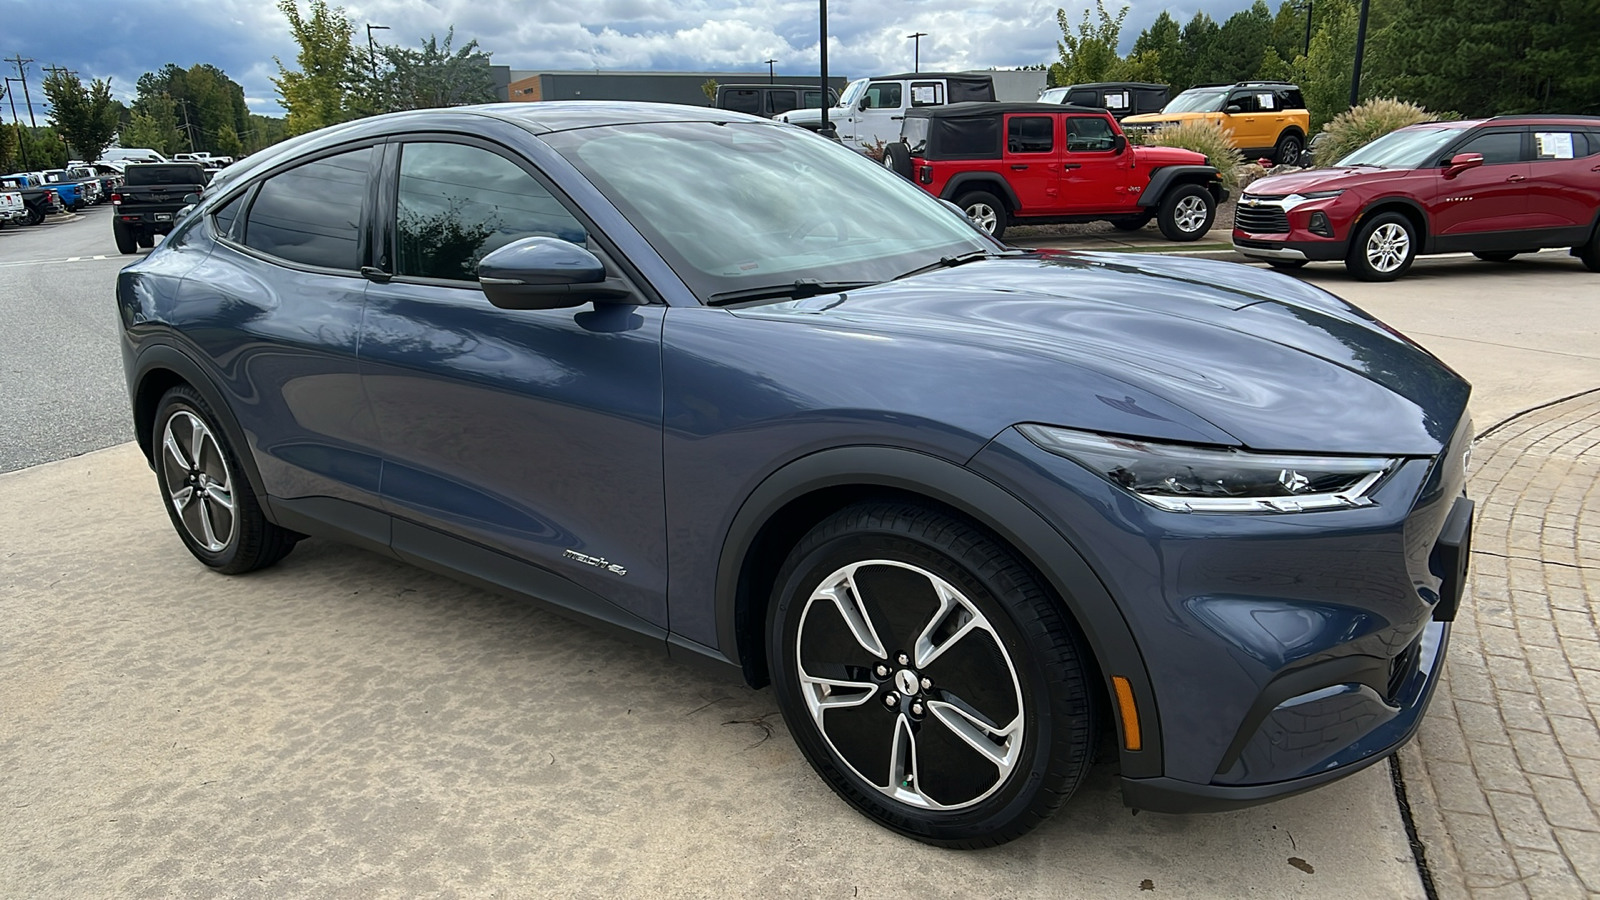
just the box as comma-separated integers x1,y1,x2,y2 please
480,100,770,132
1061,82,1169,90
906,102,1111,118
871,72,988,81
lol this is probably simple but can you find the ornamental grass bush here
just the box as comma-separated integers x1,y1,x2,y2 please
1148,119,1246,190
1315,98,1451,167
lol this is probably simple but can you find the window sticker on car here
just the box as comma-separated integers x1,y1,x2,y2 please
911,84,942,106
1257,93,1275,109
1535,132,1575,160
1105,92,1130,109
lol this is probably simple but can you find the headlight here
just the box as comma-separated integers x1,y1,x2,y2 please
1281,189,1344,210
1016,425,1398,513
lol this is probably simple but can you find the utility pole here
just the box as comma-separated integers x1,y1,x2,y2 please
1348,0,1370,109
1300,0,1313,57
765,59,777,84
4,76,29,167
366,24,390,82
6,55,37,129
819,0,829,135
907,33,927,74
178,98,196,152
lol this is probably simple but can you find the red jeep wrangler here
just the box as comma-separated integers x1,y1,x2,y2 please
884,102,1228,241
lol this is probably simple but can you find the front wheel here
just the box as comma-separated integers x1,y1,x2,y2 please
954,190,1008,240
1345,212,1417,281
153,386,298,574
1157,183,1215,241
767,502,1097,848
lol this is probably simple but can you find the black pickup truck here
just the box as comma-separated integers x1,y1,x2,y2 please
0,175,66,225
112,162,209,253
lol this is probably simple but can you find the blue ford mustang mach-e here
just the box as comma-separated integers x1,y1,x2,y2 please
118,102,1473,848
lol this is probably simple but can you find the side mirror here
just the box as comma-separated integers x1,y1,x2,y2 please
477,237,636,310
182,193,201,205
1112,135,1128,154
1224,104,1243,114
858,97,871,110
1444,152,1484,178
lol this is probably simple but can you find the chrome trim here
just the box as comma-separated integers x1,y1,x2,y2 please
1233,243,1308,261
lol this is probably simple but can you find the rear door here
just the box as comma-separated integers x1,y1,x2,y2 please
1430,127,1530,238
766,89,800,118
1525,129,1599,232
1002,113,1061,213
1061,114,1132,211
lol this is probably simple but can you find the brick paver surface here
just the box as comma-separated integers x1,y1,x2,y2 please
1408,390,1600,900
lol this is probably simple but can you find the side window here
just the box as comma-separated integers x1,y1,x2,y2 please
1279,89,1305,109
1227,93,1258,113
1068,91,1097,107
768,90,799,115
395,142,587,283
1454,130,1525,165
211,190,246,239
863,82,902,110
723,90,761,114
1102,91,1131,112
1532,131,1582,161
909,82,944,107
242,146,372,270
802,90,825,109
1255,92,1276,111
1007,116,1055,153
1066,116,1117,152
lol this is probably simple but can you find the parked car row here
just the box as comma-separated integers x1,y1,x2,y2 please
0,173,68,226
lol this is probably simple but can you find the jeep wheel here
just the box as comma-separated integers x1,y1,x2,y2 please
113,219,138,255
884,142,913,180
1345,212,1417,281
1156,184,1214,242
955,191,1007,240
1274,132,1304,166
1110,215,1152,232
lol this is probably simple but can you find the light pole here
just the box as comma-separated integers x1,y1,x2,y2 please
1297,0,1313,57
907,32,927,73
819,0,830,135
765,59,777,84
1348,0,1370,108
365,24,390,82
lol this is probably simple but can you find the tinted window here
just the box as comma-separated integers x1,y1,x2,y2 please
1455,130,1524,164
864,82,902,110
125,164,207,186
1068,91,1097,107
243,147,371,270
212,190,245,238
803,90,826,109
1008,116,1054,153
1278,89,1305,109
395,142,586,282
769,90,799,115
723,90,761,114
1066,116,1117,152
1227,93,1259,113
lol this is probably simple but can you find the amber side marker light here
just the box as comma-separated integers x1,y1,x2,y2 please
1112,676,1142,751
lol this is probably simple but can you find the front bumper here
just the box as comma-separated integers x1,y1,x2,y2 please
1234,235,1347,262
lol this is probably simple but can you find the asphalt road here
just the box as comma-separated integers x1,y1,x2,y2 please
0,206,139,473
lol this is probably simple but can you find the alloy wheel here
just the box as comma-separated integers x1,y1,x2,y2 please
965,203,998,234
160,410,237,552
1174,195,1209,233
1366,222,1411,273
794,559,1025,810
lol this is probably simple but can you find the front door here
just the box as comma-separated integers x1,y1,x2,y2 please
1061,115,1132,211
1002,113,1061,214
357,137,670,630
853,81,906,149
1430,128,1530,238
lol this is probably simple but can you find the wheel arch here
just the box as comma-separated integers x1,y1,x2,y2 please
1354,198,1430,249
939,174,1019,212
713,445,1162,778
131,343,273,512
1138,165,1221,208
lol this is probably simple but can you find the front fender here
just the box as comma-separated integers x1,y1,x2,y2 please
1139,165,1223,208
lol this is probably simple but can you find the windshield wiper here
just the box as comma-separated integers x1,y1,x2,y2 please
893,249,1025,281
706,278,880,307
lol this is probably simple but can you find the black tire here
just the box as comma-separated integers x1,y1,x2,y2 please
883,142,913,180
26,204,44,226
767,501,1097,849
1110,214,1152,232
137,233,155,249
954,190,1008,240
1267,259,1308,269
1156,183,1215,242
1345,211,1418,281
1472,251,1519,262
113,219,138,254
1577,227,1600,273
152,385,298,574
1274,132,1304,166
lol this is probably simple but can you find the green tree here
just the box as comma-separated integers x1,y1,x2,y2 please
245,113,288,153
1055,1,1131,85
42,71,120,161
272,0,360,136
1211,2,1276,84
1129,11,1182,85
372,29,496,111
1303,0,1358,129
20,126,70,169
1271,1,1310,61
136,63,253,154
122,94,186,155
701,79,718,103
1177,13,1221,92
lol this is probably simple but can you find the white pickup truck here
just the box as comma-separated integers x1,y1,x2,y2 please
0,187,26,226
776,72,997,153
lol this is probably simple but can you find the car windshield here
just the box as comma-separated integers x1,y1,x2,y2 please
1039,87,1068,103
545,121,993,303
1336,126,1465,169
837,79,867,108
1163,88,1228,114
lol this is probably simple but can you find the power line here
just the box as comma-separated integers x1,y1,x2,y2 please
6,55,37,129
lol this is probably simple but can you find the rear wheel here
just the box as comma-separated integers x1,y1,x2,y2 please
1577,227,1600,273
113,219,138,254
1345,212,1417,281
767,502,1098,848
26,204,43,226
137,233,155,249
1274,132,1304,166
153,385,298,574
1157,183,1215,242
955,191,1008,241
1472,251,1519,262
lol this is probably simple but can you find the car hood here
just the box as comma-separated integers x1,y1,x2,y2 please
1133,145,1209,166
745,254,1468,456
1121,112,1203,126
1246,166,1414,195
778,108,827,125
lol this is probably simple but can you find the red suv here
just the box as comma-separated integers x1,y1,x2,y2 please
885,102,1228,241
1234,115,1600,280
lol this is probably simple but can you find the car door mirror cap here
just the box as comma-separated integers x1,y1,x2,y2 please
1112,134,1128,154
1225,104,1243,114
477,237,638,309
1444,152,1485,178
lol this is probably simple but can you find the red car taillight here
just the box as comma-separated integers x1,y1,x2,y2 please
111,193,121,205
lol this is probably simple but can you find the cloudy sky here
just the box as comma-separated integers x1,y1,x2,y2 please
1,0,1258,120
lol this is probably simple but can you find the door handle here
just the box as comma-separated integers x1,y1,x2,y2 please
1011,164,1029,170
1591,164,1600,172
1063,163,1082,170
360,265,392,284
890,116,903,121
1506,174,1526,182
